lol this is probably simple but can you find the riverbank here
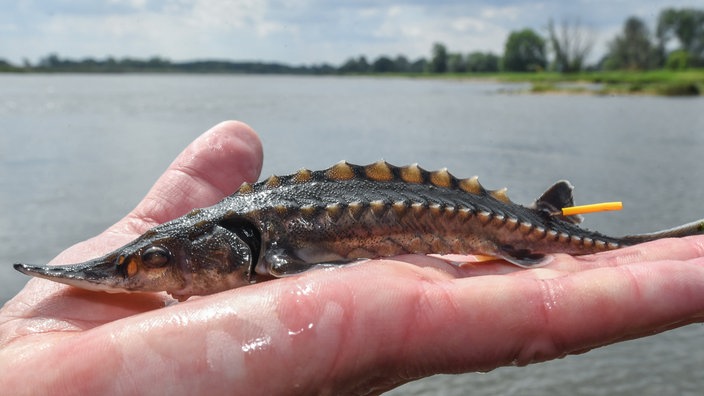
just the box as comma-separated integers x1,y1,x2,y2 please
485,70,703,96
373,69,704,96
3,66,702,96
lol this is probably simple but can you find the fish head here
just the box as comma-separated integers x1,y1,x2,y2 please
14,215,261,301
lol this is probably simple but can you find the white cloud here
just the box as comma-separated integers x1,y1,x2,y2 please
480,5,521,21
188,0,266,30
371,6,422,39
1,0,701,65
109,0,148,10
451,17,490,33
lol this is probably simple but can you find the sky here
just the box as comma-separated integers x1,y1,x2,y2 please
0,0,700,66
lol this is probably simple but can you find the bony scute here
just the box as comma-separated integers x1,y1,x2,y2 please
13,161,704,300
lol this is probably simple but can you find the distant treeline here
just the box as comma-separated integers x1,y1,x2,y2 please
1,6,702,75
0,55,338,74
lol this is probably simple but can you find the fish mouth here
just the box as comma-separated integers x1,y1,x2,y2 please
13,256,129,293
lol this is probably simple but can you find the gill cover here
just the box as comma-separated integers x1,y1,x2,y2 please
14,216,261,301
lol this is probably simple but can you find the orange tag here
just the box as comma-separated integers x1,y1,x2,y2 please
562,201,623,216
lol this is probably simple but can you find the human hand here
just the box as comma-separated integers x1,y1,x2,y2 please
2,121,704,395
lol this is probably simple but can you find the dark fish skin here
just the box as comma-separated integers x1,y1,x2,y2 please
14,161,704,301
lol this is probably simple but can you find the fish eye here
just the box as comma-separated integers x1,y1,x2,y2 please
141,246,171,268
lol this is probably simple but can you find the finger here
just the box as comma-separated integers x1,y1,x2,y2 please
51,121,263,264
371,257,704,386
122,120,263,235
154,259,704,393
2,122,262,323
544,235,704,273
392,235,704,281
446,235,704,277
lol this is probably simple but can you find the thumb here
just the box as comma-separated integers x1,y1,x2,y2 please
128,120,263,231
53,120,263,264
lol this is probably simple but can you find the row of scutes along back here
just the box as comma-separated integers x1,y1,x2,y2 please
235,161,513,204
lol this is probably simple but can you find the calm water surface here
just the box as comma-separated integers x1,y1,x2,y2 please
1,74,703,395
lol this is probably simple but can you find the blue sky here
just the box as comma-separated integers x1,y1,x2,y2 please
1,0,700,65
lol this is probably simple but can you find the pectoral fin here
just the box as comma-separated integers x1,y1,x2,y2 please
497,245,547,267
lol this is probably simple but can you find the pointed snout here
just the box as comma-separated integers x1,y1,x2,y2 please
13,255,127,293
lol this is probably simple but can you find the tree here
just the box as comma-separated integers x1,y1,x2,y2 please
466,52,500,72
38,53,62,68
502,29,547,72
547,18,595,73
339,58,359,73
447,53,466,73
657,8,704,67
0,58,14,71
372,56,395,73
409,58,427,73
338,56,371,74
603,17,659,70
428,42,448,73
356,56,370,73
393,55,410,72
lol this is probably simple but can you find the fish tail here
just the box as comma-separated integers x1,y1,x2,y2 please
620,219,704,245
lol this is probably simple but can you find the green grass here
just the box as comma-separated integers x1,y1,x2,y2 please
492,69,702,83
529,82,591,94
488,69,704,96
391,69,704,96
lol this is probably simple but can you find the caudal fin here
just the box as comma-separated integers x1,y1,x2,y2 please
620,219,704,245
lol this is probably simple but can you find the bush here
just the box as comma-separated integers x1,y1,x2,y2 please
656,82,700,96
665,50,691,70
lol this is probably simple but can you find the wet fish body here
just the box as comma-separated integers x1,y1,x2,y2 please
14,161,704,300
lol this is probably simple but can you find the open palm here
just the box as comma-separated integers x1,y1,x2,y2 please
2,121,704,395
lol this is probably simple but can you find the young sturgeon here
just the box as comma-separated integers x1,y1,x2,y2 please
14,161,704,301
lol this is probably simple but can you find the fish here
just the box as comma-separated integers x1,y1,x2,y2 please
14,161,704,301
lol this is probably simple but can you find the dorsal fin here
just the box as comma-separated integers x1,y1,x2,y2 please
532,180,583,224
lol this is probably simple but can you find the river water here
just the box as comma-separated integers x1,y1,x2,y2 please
1,74,703,394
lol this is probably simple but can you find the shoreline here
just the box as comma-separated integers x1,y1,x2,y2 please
2,69,702,96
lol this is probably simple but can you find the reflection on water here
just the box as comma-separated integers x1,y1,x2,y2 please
1,74,703,395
